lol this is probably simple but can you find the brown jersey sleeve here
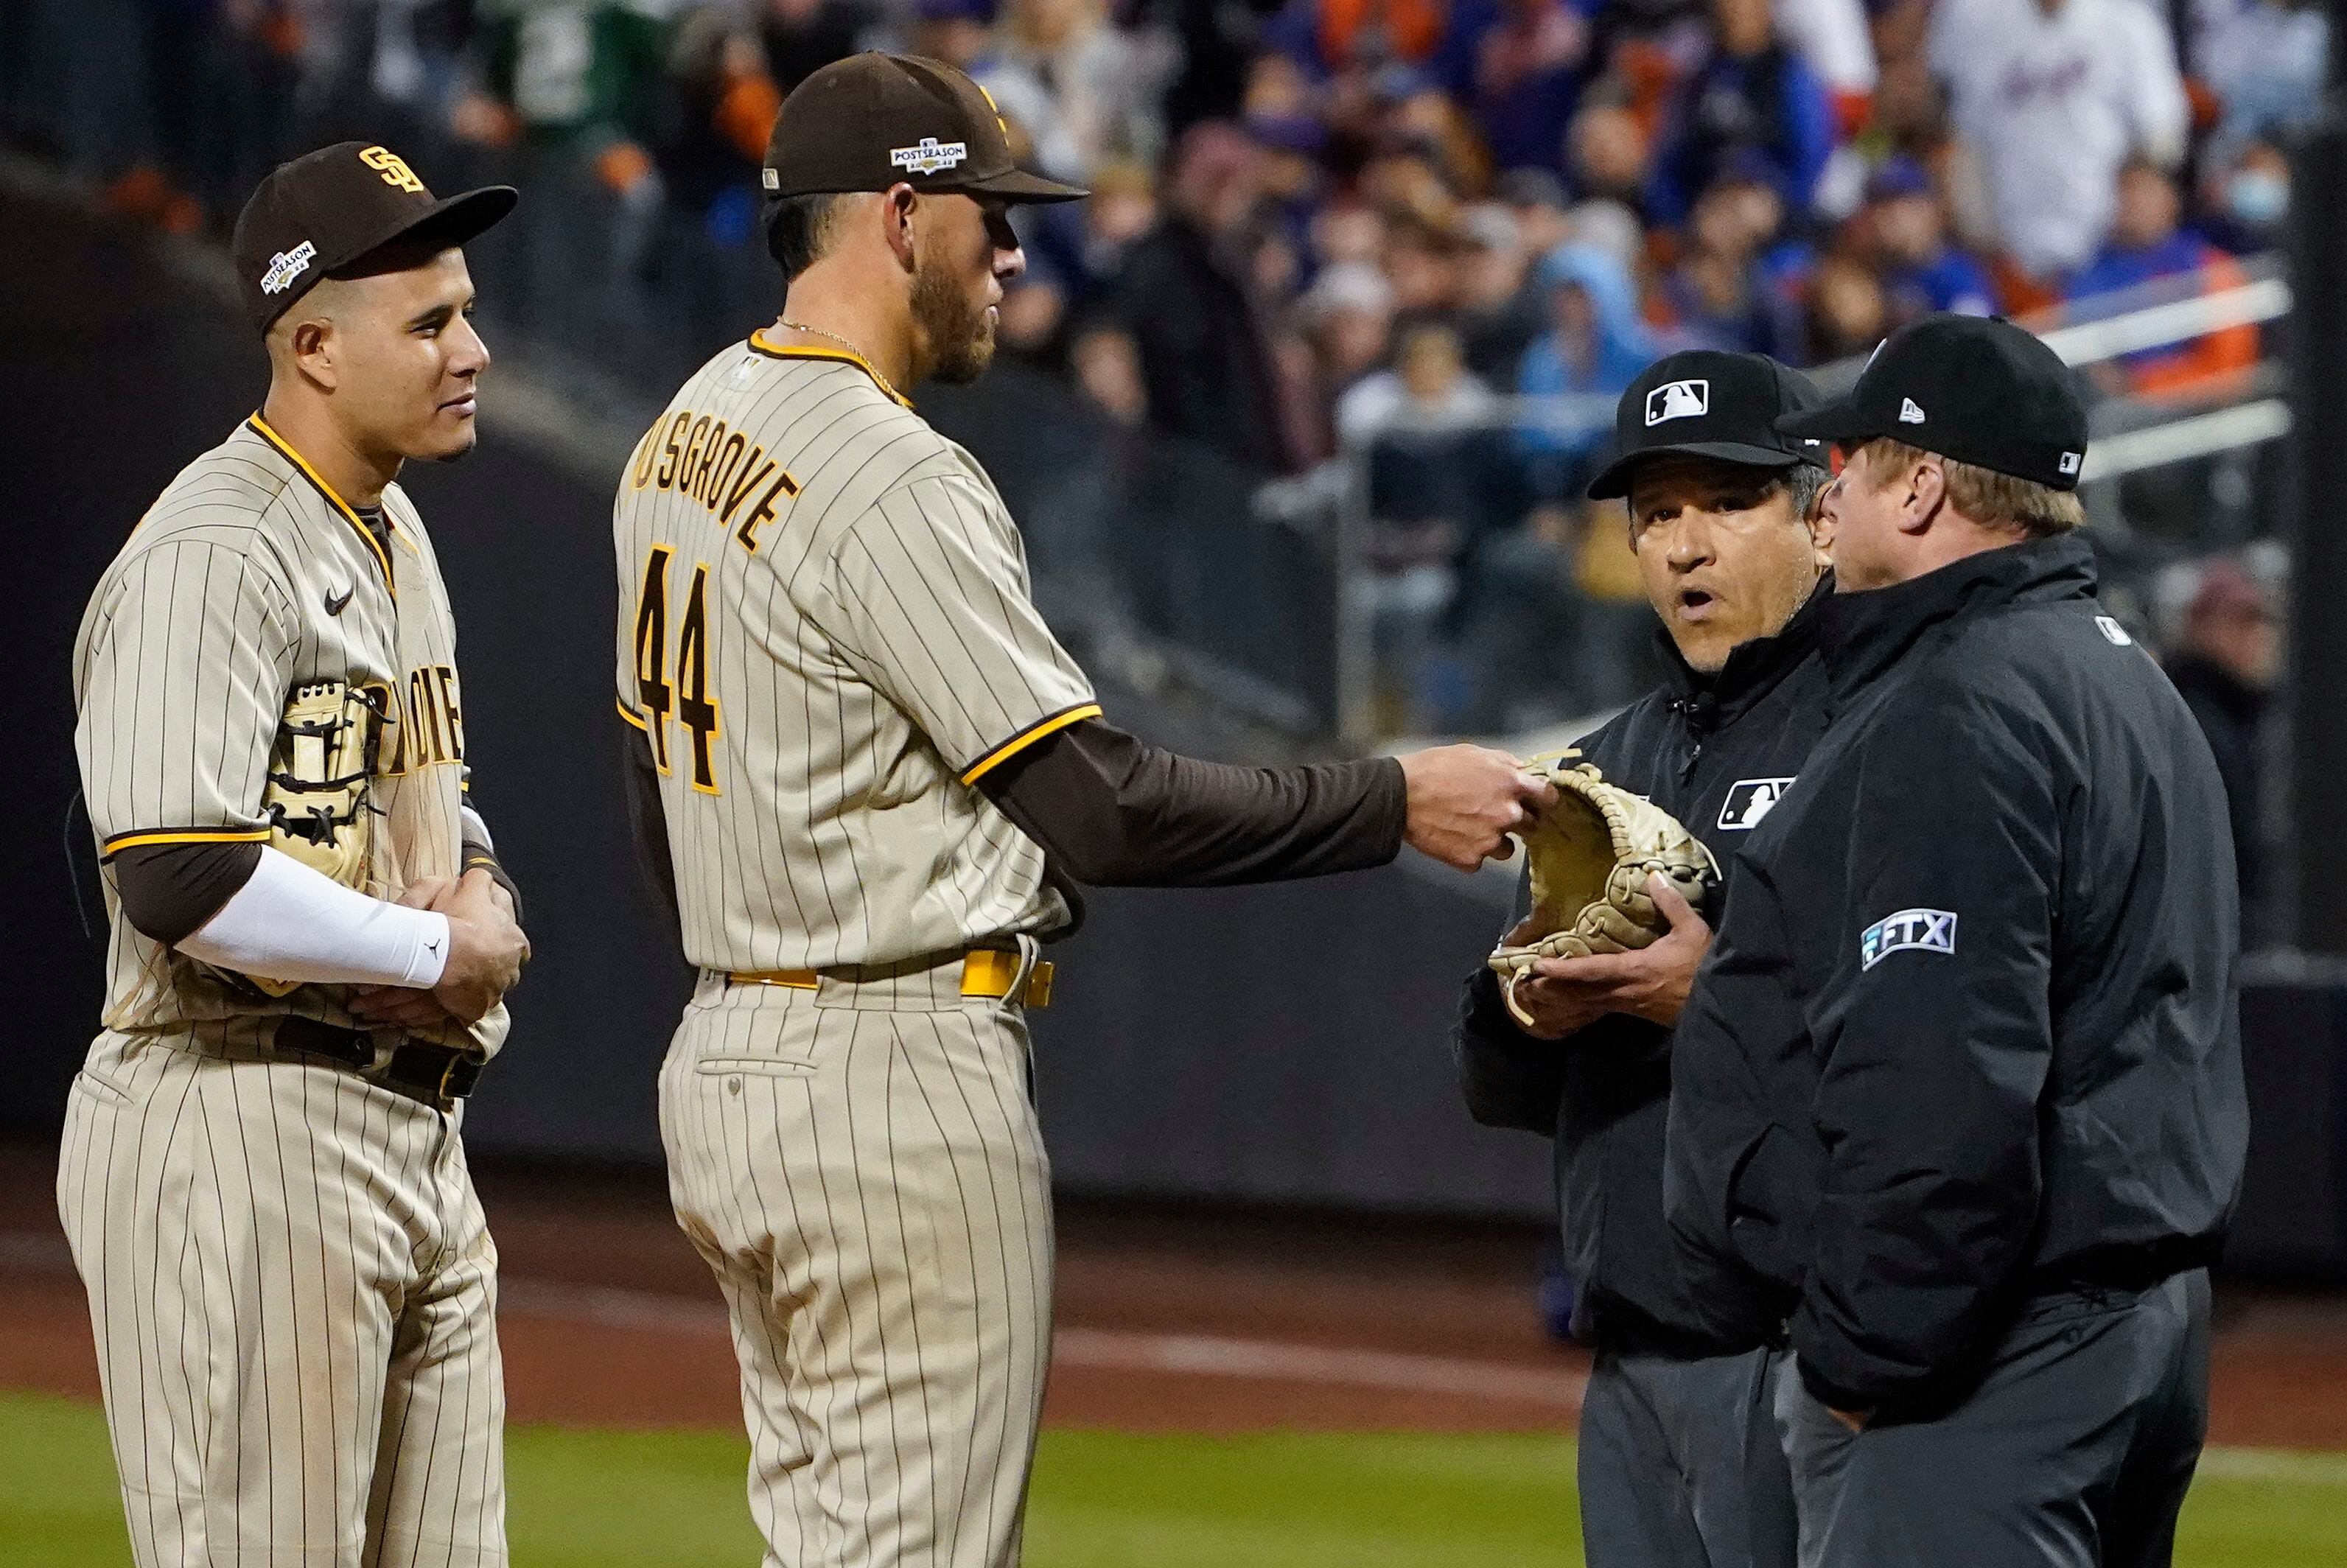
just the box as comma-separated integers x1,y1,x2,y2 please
976,718,1407,886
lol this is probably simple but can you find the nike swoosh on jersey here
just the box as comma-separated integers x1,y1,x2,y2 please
325,585,355,615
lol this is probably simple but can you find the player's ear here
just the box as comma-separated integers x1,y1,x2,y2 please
276,312,341,392
885,183,920,275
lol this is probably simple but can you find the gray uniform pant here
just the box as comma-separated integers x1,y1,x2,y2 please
1578,1345,1799,1568
660,967,1054,1568
1779,1270,2211,1568
57,1030,506,1568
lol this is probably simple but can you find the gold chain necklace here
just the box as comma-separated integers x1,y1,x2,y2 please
777,321,906,405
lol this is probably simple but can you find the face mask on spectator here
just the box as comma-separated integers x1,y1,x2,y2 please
2228,168,2288,228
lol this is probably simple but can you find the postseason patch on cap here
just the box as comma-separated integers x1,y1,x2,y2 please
1645,379,1710,425
261,240,317,295
891,138,968,176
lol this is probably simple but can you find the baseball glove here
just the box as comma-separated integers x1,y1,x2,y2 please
1486,752,1718,1029
244,679,383,997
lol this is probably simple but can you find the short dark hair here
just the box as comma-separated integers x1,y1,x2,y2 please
765,192,850,281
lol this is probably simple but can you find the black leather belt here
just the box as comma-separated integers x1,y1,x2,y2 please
273,1015,484,1108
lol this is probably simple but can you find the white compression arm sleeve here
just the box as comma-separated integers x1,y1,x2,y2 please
176,846,451,988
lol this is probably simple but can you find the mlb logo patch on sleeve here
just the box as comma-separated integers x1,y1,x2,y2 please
1860,908,1957,970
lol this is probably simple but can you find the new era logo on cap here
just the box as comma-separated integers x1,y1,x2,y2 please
260,240,317,295
891,138,968,175
2060,451,2082,475
1899,397,1927,424
1645,379,1710,426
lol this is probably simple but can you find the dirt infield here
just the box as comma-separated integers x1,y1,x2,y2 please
4,1144,2343,1447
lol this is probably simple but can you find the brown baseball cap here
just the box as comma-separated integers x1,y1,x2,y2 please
231,141,517,333
762,53,1088,206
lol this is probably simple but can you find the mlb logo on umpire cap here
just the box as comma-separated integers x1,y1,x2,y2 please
1646,379,1710,426
1861,908,1957,970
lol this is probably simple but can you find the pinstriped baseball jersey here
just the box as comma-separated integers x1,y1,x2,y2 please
72,416,506,1057
611,334,1096,973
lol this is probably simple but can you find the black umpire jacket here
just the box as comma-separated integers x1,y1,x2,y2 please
1664,534,2247,1413
1454,579,1833,1355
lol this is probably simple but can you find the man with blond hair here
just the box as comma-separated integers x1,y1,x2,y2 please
1666,314,2245,1567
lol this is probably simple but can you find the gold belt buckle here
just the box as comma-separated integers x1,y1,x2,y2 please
959,949,1054,1008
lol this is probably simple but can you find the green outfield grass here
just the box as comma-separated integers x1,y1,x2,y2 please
3,1390,2343,1566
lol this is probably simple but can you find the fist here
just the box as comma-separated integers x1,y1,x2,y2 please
1399,746,1557,872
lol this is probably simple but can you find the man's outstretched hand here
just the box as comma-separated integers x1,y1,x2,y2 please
1399,746,1557,871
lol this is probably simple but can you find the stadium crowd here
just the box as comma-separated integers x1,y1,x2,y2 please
15,0,2314,735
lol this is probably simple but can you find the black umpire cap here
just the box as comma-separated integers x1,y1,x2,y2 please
761,53,1089,208
1777,313,2090,490
231,141,516,335
1587,350,1830,500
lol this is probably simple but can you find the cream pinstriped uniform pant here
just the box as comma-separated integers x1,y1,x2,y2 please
56,1029,506,1567
660,957,1054,1568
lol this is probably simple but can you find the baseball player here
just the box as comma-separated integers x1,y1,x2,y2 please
63,144,531,1567
1666,315,2244,1566
1456,351,1833,1568
612,52,1550,1568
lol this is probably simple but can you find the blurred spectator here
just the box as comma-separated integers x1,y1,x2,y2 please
760,0,864,92
1802,252,1888,361
1566,97,1649,214
1472,0,1594,174
1071,319,1151,424
2198,137,2290,254
1262,0,1496,83
1927,0,2189,290
1342,323,1517,732
1517,243,1655,494
1115,122,1294,472
1303,260,1399,410
2194,0,2332,154
1864,155,1994,327
989,0,1177,182
1566,197,1645,275
1249,111,1330,256
1313,201,1390,268
1023,155,1158,303
1655,164,1783,351
998,262,1071,359
2068,159,2258,397
1337,318,1503,444
1644,0,1836,228
461,0,671,153
2164,559,2278,911
1774,0,1879,130
1455,202,1547,382
1383,214,1467,338
657,7,777,227
1498,166,1575,255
